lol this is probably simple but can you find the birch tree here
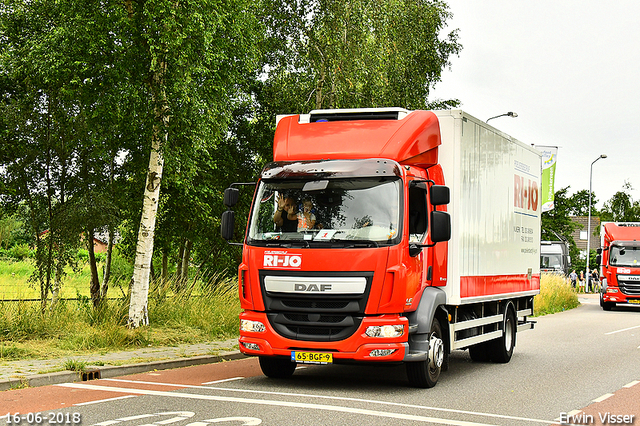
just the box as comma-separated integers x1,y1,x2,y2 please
125,0,261,327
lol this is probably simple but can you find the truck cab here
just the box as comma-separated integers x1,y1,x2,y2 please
598,222,640,310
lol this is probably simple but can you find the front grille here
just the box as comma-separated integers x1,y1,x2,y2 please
617,275,640,295
260,271,373,342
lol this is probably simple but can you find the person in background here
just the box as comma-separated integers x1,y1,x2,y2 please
569,269,578,288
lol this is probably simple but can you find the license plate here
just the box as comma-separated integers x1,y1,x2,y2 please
291,351,333,364
628,299,640,304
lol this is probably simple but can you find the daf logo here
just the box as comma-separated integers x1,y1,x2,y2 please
294,283,332,292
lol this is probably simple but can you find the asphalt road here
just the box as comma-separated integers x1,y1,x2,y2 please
3,296,640,426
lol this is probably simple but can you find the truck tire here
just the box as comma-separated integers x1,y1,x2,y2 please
468,342,491,362
259,356,297,378
600,293,615,311
489,308,516,363
406,318,444,388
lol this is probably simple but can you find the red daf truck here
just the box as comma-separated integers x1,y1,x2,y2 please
598,222,640,310
221,108,541,387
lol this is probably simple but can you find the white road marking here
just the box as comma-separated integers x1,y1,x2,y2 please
605,324,640,335
202,418,261,425
623,380,640,388
592,393,614,403
72,379,558,425
75,395,138,406
201,377,244,385
58,382,502,426
90,412,194,426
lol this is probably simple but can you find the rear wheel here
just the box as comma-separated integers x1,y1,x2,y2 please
406,319,444,388
468,342,492,362
489,308,516,363
259,356,297,378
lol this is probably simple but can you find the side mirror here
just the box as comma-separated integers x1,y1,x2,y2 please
221,210,235,240
430,185,450,206
224,188,240,208
430,211,451,243
595,254,601,265
596,248,602,254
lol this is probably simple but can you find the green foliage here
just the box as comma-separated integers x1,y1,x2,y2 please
63,358,87,372
9,243,32,260
534,273,579,316
602,181,640,222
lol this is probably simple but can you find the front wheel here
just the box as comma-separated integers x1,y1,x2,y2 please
600,293,615,311
259,356,297,378
406,318,445,388
489,308,516,363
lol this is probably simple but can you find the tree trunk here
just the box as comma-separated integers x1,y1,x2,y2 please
128,136,165,327
128,49,168,327
51,262,62,309
101,227,114,299
181,239,192,282
176,241,185,285
87,228,102,308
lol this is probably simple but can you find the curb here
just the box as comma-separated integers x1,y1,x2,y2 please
0,351,246,392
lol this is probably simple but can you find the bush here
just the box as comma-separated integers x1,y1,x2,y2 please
534,273,579,316
9,244,32,260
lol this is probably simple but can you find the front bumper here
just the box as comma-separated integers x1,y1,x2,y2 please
602,288,640,304
238,311,409,362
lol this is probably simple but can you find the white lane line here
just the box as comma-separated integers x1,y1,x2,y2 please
75,395,138,406
57,382,497,426
98,378,554,425
623,380,640,388
119,415,158,422
592,393,614,403
202,377,244,385
605,324,640,335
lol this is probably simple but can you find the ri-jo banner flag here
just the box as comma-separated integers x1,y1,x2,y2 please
536,146,558,212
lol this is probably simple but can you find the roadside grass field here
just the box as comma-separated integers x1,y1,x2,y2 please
0,259,241,361
0,259,126,300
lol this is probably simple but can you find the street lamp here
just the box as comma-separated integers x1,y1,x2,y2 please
586,154,607,292
486,111,518,123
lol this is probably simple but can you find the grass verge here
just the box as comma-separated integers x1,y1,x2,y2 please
0,274,241,362
534,273,580,316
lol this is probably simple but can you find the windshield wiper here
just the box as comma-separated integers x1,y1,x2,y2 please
329,238,379,248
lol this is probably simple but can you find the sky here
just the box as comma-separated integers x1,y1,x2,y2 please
429,0,640,209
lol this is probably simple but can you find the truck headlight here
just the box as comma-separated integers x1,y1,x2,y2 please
606,288,619,294
240,320,265,333
365,325,404,338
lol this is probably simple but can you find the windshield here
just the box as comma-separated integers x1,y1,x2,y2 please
247,177,401,246
541,255,563,270
610,245,640,267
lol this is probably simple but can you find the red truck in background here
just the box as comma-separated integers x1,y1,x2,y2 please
598,222,640,310
221,108,541,388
